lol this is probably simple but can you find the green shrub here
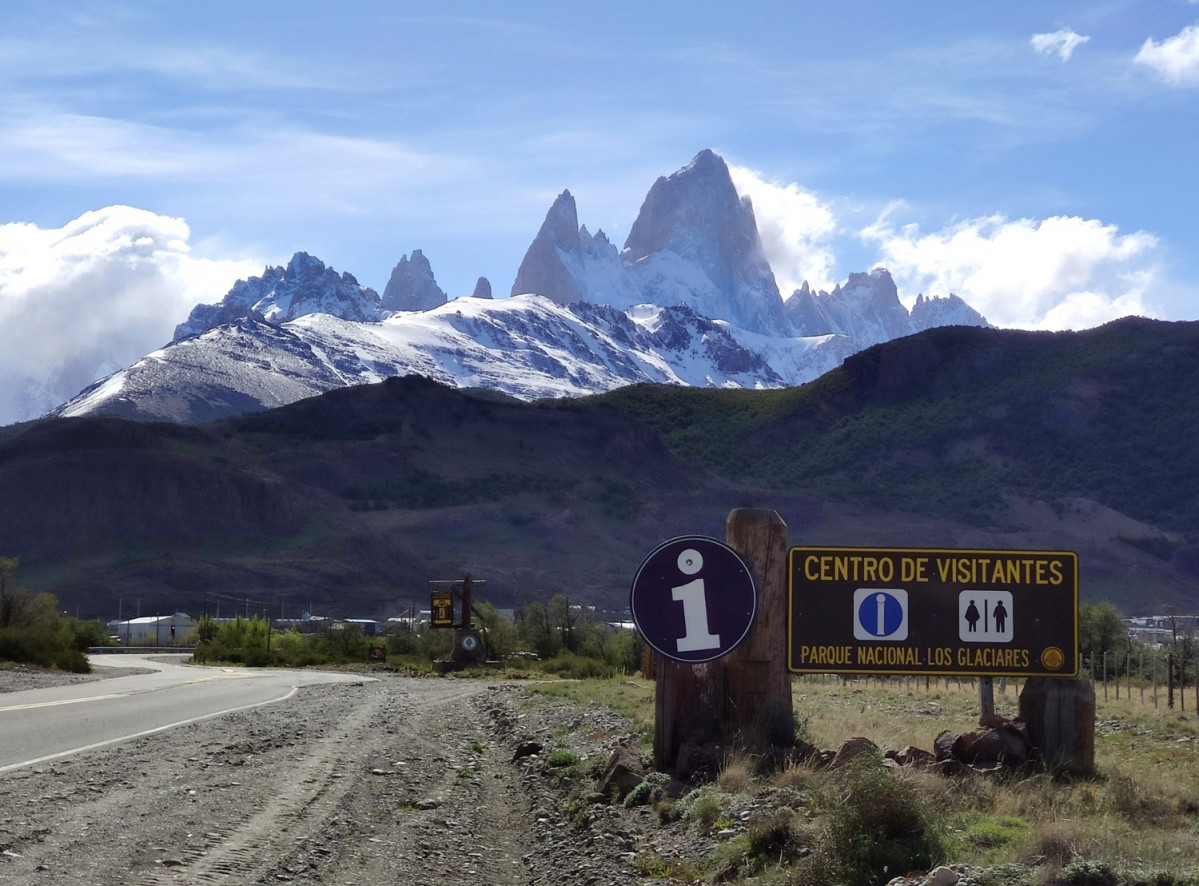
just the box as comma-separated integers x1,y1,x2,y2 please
0,590,91,673
819,752,946,886
676,786,733,828
623,771,671,808
1053,859,1119,886
534,652,617,679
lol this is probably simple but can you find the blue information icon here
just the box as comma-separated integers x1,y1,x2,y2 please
853,588,909,641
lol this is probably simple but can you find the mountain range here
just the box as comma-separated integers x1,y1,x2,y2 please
52,150,986,423
3,316,1198,622
9,148,1192,624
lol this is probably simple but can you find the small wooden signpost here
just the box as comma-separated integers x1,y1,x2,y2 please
428,574,486,668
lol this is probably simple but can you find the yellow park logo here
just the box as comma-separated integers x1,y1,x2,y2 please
1041,647,1066,671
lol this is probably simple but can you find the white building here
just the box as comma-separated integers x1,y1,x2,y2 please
109,613,196,646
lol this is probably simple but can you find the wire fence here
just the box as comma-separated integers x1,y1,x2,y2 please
1084,650,1199,710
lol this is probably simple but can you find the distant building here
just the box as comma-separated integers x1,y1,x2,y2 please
1124,614,1199,646
344,618,381,637
109,613,196,646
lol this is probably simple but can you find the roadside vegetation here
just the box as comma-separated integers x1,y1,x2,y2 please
190,593,645,677
529,674,1199,886
0,557,110,673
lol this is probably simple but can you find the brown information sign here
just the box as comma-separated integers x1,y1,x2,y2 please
789,547,1078,677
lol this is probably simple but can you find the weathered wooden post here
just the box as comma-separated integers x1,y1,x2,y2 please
653,657,725,776
723,508,792,748
645,509,790,777
1169,652,1176,709
1018,677,1096,775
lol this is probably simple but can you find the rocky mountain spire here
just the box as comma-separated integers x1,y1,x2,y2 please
382,249,448,312
471,277,493,299
510,191,588,305
621,149,790,336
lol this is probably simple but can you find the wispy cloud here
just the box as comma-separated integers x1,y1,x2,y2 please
1030,28,1091,61
860,210,1159,330
0,207,261,424
1135,23,1199,86
728,165,839,295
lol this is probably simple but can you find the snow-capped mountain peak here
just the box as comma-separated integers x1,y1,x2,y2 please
784,268,988,346
56,149,991,424
173,251,384,341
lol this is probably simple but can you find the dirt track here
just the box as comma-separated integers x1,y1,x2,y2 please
0,670,645,885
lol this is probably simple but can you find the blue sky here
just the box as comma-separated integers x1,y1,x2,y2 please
1,0,1197,422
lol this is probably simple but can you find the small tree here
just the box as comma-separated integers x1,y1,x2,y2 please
1079,601,1126,663
474,600,517,660
547,593,577,653
0,557,26,628
519,600,560,659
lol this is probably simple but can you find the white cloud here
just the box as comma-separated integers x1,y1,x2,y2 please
1134,24,1199,85
0,207,262,425
728,165,839,295
1031,28,1091,61
860,210,1160,330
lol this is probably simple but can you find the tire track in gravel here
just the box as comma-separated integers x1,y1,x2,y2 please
131,683,392,886
307,681,534,885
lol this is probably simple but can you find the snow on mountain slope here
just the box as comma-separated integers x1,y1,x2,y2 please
56,294,808,421
59,320,360,424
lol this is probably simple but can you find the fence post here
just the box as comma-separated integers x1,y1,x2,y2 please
1169,653,1175,709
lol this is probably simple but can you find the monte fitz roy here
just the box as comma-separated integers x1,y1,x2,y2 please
53,149,986,423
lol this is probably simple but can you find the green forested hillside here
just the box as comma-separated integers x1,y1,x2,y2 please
588,318,1199,531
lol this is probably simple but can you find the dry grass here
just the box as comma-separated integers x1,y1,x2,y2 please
717,752,754,793
788,675,1199,881
527,673,1199,882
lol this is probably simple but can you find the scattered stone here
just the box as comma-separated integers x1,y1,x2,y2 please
831,736,878,768
511,740,543,762
595,743,646,802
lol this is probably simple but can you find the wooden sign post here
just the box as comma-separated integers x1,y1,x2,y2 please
428,574,486,668
645,509,791,776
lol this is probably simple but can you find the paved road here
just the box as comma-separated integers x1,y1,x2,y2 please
0,654,374,773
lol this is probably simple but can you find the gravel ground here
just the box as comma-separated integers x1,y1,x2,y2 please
0,665,682,886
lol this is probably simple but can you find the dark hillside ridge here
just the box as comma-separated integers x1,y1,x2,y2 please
2,320,1197,619
592,318,1199,532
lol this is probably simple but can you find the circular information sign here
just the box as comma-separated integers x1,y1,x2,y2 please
630,536,758,663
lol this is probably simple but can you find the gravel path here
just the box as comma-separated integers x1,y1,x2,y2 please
0,668,651,885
